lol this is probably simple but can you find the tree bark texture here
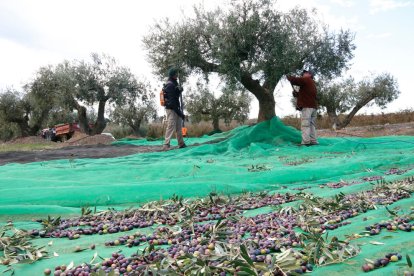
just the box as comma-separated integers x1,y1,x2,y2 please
131,118,142,136
327,110,339,130
92,100,107,135
337,95,375,129
212,116,220,131
74,103,90,134
240,72,275,122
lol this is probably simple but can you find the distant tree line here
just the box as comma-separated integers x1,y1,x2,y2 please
0,0,401,141
0,53,157,141
0,53,252,141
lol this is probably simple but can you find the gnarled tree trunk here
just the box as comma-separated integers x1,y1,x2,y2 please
92,100,107,135
130,117,142,136
327,110,339,130
212,116,220,131
240,72,275,122
336,95,375,129
257,93,276,122
74,103,90,134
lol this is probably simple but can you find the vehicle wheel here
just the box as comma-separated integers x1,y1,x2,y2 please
60,135,68,142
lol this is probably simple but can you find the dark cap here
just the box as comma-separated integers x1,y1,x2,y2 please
168,68,178,78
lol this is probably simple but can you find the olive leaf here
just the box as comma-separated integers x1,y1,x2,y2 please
407,254,412,268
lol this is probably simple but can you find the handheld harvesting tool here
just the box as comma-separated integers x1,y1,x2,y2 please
177,73,187,137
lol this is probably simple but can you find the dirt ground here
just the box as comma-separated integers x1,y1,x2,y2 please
317,121,414,138
0,122,413,166
0,133,164,166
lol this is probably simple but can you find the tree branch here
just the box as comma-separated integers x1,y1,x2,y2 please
240,71,266,100
338,95,374,129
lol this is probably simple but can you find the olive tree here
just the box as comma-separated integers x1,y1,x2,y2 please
26,54,155,135
25,61,90,133
24,65,70,131
143,0,355,122
318,72,400,129
184,81,250,131
110,81,157,136
0,89,31,138
73,53,147,134
0,73,74,140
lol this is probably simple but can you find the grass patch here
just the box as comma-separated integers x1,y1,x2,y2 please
0,143,60,152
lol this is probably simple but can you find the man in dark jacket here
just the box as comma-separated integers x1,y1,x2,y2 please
287,70,318,146
163,68,186,150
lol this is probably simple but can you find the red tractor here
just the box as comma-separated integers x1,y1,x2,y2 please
41,123,80,142
54,123,80,142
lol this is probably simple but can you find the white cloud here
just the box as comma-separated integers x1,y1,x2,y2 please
369,0,414,14
0,38,64,89
0,0,224,88
366,32,392,39
326,15,362,30
275,0,363,32
330,0,356,7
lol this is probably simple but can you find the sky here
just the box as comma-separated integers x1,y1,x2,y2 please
0,0,413,119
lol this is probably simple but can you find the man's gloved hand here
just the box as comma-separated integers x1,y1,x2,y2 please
292,91,299,97
180,114,185,121
177,85,184,93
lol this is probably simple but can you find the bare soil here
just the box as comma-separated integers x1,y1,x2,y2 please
0,122,413,166
0,144,165,166
317,121,414,137
0,133,164,166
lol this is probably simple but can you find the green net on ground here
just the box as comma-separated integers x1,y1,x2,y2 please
1,117,414,275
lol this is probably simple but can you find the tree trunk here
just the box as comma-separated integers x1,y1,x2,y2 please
327,110,339,130
337,95,374,129
75,104,90,134
240,72,275,122
194,62,277,123
92,100,107,135
257,95,276,122
212,116,220,131
16,116,30,137
131,118,142,136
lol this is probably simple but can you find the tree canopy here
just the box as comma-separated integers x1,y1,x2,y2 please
24,53,155,136
318,72,400,129
110,80,156,136
0,89,31,138
72,53,146,134
184,80,250,130
143,0,355,122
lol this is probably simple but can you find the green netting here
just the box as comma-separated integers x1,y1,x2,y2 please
1,117,414,275
112,127,241,147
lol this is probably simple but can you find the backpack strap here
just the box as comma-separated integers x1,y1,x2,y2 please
162,80,173,90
